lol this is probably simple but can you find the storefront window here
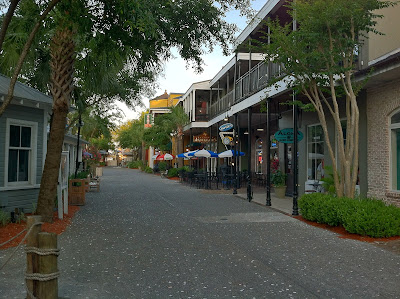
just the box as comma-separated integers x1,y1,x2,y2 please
307,125,324,180
255,138,263,173
390,111,400,190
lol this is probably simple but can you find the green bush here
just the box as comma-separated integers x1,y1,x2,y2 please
298,193,400,237
341,199,400,238
167,168,179,177
0,209,11,226
144,166,153,173
158,162,168,171
298,193,344,226
127,160,144,169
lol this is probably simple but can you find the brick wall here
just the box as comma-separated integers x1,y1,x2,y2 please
367,78,400,206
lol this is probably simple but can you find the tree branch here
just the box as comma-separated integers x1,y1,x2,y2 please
0,0,61,117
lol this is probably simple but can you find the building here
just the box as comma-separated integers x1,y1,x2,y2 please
145,91,183,168
0,74,52,212
179,0,400,207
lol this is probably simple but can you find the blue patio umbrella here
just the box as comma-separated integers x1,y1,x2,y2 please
188,149,218,158
218,150,245,158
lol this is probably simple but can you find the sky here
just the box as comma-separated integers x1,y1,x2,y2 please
117,0,267,122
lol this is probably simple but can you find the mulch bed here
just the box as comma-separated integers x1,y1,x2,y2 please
168,177,180,181
293,215,400,254
0,206,80,250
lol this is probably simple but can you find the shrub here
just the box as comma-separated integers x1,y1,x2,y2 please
298,193,343,226
0,209,11,226
299,193,400,237
167,168,179,177
158,162,168,172
341,198,400,238
128,160,144,169
144,166,153,173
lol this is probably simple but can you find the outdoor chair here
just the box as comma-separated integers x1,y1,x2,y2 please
89,177,100,192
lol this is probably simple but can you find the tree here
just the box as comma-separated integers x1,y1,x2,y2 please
164,106,189,167
257,0,396,198
2,0,253,221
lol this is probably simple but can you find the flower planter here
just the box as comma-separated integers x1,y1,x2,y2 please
68,179,86,206
274,186,287,199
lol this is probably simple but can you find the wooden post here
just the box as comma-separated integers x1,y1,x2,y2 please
26,215,42,299
37,232,58,299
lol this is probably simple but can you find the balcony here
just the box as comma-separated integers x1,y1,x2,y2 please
210,60,284,118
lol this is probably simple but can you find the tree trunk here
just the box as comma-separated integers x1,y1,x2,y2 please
36,27,75,222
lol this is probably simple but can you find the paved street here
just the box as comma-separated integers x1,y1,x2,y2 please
1,167,400,298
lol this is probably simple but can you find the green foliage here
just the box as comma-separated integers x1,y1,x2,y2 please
127,160,144,169
157,162,168,172
69,171,90,180
299,194,400,237
167,168,179,178
341,199,400,238
0,209,11,226
144,166,153,173
271,169,287,187
321,165,338,196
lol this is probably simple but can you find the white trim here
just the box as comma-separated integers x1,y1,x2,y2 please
389,108,400,191
306,123,324,181
368,48,400,67
209,53,265,86
234,0,281,47
4,118,38,188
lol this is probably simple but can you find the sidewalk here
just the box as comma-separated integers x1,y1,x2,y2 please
236,187,295,215
201,186,295,215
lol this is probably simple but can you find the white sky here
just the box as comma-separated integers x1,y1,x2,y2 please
117,0,266,122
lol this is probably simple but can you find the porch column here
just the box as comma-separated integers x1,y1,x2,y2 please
233,114,238,194
247,107,253,202
266,98,271,206
292,94,299,215
249,40,252,94
236,113,240,190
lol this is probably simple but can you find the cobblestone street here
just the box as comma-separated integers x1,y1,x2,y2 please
1,167,399,298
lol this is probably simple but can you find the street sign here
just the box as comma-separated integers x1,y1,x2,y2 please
274,128,304,143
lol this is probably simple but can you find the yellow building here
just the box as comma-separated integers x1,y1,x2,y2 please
147,91,183,168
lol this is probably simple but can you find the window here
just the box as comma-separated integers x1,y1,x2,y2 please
390,110,400,191
307,124,324,180
5,119,37,187
255,138,263,173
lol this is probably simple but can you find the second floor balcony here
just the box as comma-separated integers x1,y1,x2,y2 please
210,60,284,119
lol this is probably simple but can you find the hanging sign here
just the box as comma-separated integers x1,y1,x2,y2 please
219,123,233,132
193,132,217,144
274,128,303,143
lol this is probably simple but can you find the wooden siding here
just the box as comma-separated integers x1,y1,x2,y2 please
0,188,40,212
0,104,45,206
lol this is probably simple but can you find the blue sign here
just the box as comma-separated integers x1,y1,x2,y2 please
274,128,303,143
219,123,234,132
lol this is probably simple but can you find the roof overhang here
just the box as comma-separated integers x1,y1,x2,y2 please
234,0,284,48
209,53,265,87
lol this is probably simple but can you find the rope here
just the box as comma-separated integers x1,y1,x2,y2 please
0,222,43,271
25,284,37,299
25,271,60,282
25,247,60,256
0,228,27,248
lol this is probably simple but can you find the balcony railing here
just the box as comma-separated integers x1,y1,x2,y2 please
210,60,284,119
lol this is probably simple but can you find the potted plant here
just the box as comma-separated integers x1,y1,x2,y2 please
271,169,287,198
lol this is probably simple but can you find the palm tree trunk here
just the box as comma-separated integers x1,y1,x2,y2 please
36,27,75,222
